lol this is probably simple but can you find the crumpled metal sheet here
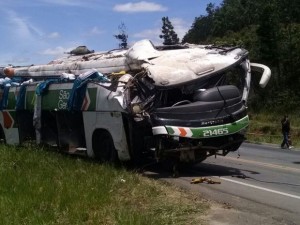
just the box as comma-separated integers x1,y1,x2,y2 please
8,39,247,88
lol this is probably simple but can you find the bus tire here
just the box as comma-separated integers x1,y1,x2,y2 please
92,129,118,164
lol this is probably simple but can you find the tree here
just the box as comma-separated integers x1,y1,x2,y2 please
159,17,179,45
181,0,300,112
114,22,128,49
182,4,218,44
256,1,281,87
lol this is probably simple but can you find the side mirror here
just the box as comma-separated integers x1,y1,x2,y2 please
250,63,271,88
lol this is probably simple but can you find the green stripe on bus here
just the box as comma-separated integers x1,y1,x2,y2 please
166,116,249,138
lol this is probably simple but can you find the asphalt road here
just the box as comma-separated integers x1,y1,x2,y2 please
145,143,300,225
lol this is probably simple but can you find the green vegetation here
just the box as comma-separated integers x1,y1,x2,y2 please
159,17,180,45
183,0,300,113
247,112,300,147
0,145,208,225
180,0,300,147
114,22,128,49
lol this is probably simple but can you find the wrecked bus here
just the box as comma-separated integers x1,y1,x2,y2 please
0,39,271,164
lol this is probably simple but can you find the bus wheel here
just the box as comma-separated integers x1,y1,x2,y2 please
92,130,118,164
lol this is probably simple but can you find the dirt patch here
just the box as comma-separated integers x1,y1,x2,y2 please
204,203,244,225
203,201,288,225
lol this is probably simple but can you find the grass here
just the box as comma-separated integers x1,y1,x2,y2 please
246,112,300,147
1,111,290,225
0,144,209,225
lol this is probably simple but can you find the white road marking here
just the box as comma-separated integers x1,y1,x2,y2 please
224,156,300,173
217,176,300,200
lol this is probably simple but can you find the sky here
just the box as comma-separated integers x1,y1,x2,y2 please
0,0,222,66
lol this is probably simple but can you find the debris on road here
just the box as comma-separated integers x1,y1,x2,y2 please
191,177,221,184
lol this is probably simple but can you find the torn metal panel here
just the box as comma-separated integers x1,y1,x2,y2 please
4,40,246,85
140,43,247,88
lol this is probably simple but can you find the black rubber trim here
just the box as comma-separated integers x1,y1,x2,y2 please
151,102,247,127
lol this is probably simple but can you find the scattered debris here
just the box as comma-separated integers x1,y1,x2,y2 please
232,174,247,179
222,202,232,209
191,177,221,184
120,178,126,183
68,46,95,55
